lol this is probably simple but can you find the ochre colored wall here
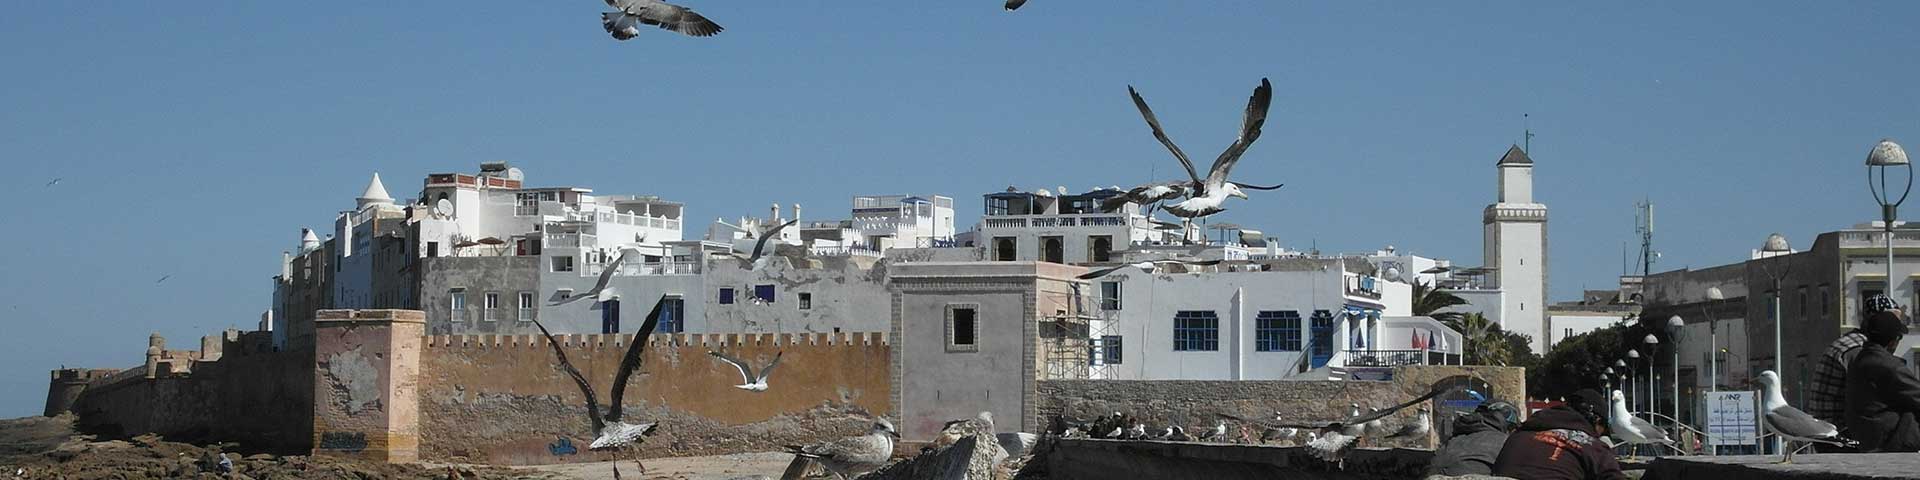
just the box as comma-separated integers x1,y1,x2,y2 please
417,331,891,465
68,331,315,454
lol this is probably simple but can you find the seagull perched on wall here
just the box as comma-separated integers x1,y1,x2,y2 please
786,418,899,479
1608,389,1674,458
1076,258,1223,280
1757,370,1855,463
552,247,638,306
707,350,782,392
1196,420,1227,442
1382,406,1432,445
1264,383,1458,468
600,0,723,40
530,295,669,480
1115,78,1285,219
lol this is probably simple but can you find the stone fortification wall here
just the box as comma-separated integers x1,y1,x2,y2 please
417,331,892,465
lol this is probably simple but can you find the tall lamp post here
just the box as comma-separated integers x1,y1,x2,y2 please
1867,138,1911,286
1758,234,1793,384
1627,350,1641,412
1643,335,1660,421
1668,316,1684,427
1705,286,1725,392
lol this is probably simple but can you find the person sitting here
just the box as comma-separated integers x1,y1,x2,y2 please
1846,308,1920,452
1426,400,1520,477
1808,294,1901,451
1492,389,1625,480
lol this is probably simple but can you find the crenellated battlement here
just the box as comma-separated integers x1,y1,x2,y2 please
421,331,889,350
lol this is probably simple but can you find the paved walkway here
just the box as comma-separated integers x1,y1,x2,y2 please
1647,453,1920,480
518,452,797,480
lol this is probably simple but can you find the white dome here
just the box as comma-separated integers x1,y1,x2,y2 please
357,173,394,208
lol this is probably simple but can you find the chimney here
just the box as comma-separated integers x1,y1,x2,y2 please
770,203,782,223
792,204,802,224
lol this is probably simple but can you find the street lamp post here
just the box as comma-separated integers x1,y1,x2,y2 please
1668,316,1684,428
1705,286,1725,392
1627,350,1641,413
1643,335,1660,421
1867,138,1911,293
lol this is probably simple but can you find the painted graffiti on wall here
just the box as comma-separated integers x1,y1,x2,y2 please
547,437,578,456
319,432,368,452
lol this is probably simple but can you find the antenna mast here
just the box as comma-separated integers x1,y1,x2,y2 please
1635,200,1657,276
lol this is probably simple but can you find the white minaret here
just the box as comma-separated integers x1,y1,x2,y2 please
1483,145,1548,352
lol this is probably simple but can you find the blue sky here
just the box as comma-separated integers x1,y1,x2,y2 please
2,1,1916,417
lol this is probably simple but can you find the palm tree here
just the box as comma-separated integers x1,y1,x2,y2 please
1411,280,1467,325
1452,312,1512,366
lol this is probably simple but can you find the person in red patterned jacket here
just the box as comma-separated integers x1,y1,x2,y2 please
1491,389,1626,480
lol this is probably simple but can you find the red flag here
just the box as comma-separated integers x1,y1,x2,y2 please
1411,330,1426,350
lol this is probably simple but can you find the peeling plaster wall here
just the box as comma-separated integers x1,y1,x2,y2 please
417,331,891,465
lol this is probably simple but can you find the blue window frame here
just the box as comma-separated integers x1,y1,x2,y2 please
1256,310,1302,352
719,288,735,305
660,297,685,333
1173,311,1219,351
1310,310,1336,368
754,284,776,303
1096,335,1123,365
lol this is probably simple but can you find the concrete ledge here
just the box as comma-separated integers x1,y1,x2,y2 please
1646,454,1920,480
1044,439,1431,480
315,309,426,326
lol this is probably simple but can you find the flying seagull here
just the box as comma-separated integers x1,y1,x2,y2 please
1077,258,1222,280
45,178,61,187
1121,78,1283,219
735,218,799,268
1607,389,1674,457
601,0,723,40
1758,370,1855,463
530,295,669,479
155,275,171,284
552,247,638,306
787,418,899,479
707,350,782,392
1004,0,1027,11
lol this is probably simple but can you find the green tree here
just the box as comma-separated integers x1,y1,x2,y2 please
1528,322,1630,400
1411,280,1467,325
1450,312,1518,366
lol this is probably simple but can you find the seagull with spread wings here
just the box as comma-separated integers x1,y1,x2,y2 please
601,0,723,40
1117,78,1285,219
1004,0,1027,11
707,350,782,392
733,218,799,269
530,295,669,479
1077,258,1223,280
552,247,638,306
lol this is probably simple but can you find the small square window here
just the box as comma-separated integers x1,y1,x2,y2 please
945,303,981,352
719,287,735,305
754,284,776,303
799,293,813,310
517,292,535,322
1098,335,1123,365
449,288,467,323
553,256,575,272
1100,281,1122,310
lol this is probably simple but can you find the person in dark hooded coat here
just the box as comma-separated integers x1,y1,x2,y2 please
1426,400,1520,477
1492,389,1625,480
1846,309,1920,452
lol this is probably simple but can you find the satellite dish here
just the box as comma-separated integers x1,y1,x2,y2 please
1385,267,1402,281
434,199,454,217
505,167,524,181
1057,186,1068,195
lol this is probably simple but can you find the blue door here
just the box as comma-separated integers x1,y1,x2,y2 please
1310,310,1335,368
600,299,620,334
660,297,684,333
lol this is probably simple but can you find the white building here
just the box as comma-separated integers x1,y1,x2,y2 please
1483,145,1549,352
975,187,1179,263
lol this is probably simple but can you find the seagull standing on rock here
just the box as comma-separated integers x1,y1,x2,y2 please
1383,406,1432,445
787,419,900,480
1758,370,1855,463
